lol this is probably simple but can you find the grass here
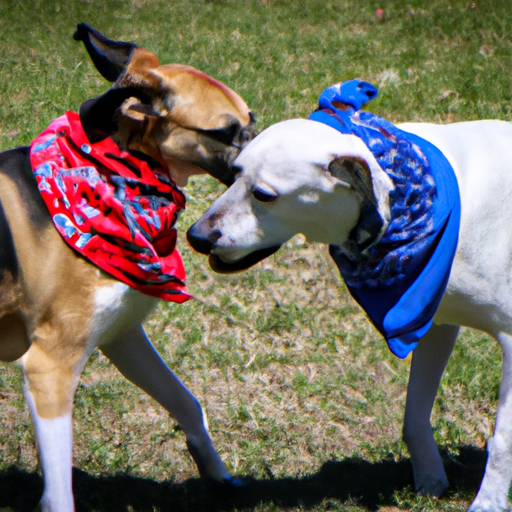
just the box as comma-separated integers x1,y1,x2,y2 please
0,0,510,510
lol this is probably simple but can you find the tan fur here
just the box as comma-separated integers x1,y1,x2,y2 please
0,26,253,509
115,55,253,186
0,38,254,419
0,172,107,417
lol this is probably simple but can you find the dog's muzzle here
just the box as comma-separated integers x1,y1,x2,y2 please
186,223,280,274
207,246,281,274
223,123,258,185
186,226,221,255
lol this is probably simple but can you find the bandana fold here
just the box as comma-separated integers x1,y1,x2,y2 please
30,111,191,303
309,81,460,358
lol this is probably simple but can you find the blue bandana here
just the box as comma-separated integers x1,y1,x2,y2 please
309,80,461,358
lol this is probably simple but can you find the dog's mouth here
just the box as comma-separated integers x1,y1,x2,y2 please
208,245,282,274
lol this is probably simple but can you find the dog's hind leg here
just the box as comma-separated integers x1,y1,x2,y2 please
20,343,88,512
468,331,512,512
403,323,459,496
100,324,233,482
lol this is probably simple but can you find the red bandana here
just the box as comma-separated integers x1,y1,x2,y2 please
29,111,191,303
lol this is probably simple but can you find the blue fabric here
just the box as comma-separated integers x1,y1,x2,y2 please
309,80,461,358
318,80,378,111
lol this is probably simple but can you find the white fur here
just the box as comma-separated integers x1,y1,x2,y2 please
21,282,229,511
189,118,512,512
92,282,157,347
93,284,230,480
24,386,74,512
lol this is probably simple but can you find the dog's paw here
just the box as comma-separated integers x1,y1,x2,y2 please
468,499,511,512
415,475,449,497
468,506,511,512
204,474,251,494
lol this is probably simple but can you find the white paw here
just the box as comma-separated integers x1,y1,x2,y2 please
468,507,510,512
468,498,511,512
186,437,230,481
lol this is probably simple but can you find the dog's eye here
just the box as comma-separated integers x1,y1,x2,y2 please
252,183,278,203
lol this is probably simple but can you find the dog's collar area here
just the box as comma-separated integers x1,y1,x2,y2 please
310,80,461,358
341,202,385,259
29,111,191,303
312,105,438,288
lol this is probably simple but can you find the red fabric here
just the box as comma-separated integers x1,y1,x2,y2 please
29,111,191,303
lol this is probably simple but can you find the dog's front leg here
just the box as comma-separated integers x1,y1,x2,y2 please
100,324,232,483
20,344,87,512
469,331,512,512
403,323,459,497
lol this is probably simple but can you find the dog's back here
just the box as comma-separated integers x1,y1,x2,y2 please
399,120,512,334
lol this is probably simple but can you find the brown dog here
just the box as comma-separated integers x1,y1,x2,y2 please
0,24,255,512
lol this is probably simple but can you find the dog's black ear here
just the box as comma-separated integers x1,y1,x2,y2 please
329,157,377,205
329,157,384,252
74,23,137,82
79,87,149,143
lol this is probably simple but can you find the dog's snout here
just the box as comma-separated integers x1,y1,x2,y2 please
187,224,221,255
239,123,258,149
199,118,242,147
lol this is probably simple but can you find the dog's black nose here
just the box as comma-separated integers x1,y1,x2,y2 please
187,224,221,255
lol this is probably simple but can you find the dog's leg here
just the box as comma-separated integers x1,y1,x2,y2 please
24,389,74,512
468,331,512,512
403,323,459,496
20,344,87,512
100,324,233,482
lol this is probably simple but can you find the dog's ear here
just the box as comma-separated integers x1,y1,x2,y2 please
79,87,154,143
329,157,390,251
119,97,159,122
73,23,137,82
328,157,376,206
75,24,162,142
116,96,161,149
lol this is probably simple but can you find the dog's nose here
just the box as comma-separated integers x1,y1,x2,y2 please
187,224,221,255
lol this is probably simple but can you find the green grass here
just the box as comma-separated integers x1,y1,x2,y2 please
0,0,510,510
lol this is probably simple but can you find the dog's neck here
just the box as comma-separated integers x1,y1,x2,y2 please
29,111,191,303
309,80,460,358
318,108,437,287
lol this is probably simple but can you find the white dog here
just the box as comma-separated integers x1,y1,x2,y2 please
187,82,512,512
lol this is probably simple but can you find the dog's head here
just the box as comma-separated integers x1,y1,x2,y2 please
187,119,394,273
74,23,256,186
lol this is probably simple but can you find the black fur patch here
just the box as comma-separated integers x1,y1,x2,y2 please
0,147,52,282
0,195,17,280
0,147,51,229
79,87,148,143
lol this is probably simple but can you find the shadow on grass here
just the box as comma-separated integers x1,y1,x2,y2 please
0,446,486,512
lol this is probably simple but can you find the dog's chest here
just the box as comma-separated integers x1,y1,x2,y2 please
91,279,158,348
